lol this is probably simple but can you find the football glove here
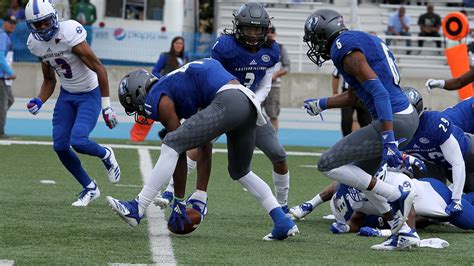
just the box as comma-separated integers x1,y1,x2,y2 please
381,130,406,168
102,106,118,129
27,97,43,115
330,221,350,234
445,199,463,217
303,98,328,118
168,197,191,232
425,79,445,92
401,153,427,174
358,227,382,237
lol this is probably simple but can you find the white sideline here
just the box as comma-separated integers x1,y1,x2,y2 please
138,149,176,265
0,260,14,266
0,140,323,157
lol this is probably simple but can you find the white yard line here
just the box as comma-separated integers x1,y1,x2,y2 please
138,149,177,266
0,260,14,266
0,140,323,157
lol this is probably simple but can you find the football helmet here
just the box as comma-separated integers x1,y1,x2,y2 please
402,87,424,116
233,2,271,48
303,9,347,66
118,69,159,123
25,0,59,41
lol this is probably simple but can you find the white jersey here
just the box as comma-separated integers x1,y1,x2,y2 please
27,20,98,93
331,172,448,223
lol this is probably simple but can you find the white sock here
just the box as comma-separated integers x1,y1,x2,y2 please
372,180,401,202
164,177,175,194
86,181,96,189
102,147,111,160
238,171,280,213
363,190,391,214
323,165,371,190
189,189,207,202
308,194,323,208
187,156,196,175
137,144,179,216
272,170,289,206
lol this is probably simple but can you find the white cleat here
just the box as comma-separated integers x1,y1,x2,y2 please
102,146,121,184
72,182,100,207
371,229,420,251
289,203,314,221
153,191,173,209
106,196,143,227
263,224,300,241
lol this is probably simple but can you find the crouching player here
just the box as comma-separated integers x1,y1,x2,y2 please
106,58,298,240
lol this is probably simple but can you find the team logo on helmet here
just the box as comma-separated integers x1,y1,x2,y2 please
306,16,319,32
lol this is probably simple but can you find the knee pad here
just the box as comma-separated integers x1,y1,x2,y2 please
317,152,332,172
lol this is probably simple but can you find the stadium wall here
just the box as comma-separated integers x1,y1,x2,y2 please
12,63,459,111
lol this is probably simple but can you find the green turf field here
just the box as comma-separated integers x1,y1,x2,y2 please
1,140,473,265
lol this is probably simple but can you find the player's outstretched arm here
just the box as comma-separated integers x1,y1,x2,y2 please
72,41,118,129
303,88,357,117
27,61,56,115
426,68,474,91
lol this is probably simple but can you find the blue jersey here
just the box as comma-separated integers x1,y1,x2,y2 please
331,31,409,120
442,97,474,134
402,111,470,168
144,58,236,120
211,34,279,92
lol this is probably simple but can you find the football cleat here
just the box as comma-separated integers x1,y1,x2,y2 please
263,218,299,241
72,182,100,207
289,202,314,221
106,196,143,227
102,146,121,183
281,205,293,219
389,185,415,234
154,190,174,209
187,198,208,220
371,229,420,251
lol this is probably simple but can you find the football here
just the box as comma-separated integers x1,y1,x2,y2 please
168,208,202,235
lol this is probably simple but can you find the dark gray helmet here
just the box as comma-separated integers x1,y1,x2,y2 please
303,9,347,66
402,87,424,116
118,69,159,122
233,2,271,48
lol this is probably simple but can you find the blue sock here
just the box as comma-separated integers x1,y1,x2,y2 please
269,207,286,224
56,149,92,188
72,141,106,158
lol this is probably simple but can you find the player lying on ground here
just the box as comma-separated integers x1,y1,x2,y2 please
303,9,420,248
106,59,298,240
24,0,120,207
155,2,292,215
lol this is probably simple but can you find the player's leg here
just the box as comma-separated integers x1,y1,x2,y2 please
263,86,280,131
52,90,99,206
255,120,290,211
318,110,419,234
226,104,297,240
68,88,120,183
290,182,337,220
340,106,353,137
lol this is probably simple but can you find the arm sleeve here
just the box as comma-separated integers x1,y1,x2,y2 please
362,79,393,122
280,45,290,72
0,53,13,76
254,65,275,104
439,134,466,201
152,53,167,78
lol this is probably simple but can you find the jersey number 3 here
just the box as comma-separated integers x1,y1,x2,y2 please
51,58,73,79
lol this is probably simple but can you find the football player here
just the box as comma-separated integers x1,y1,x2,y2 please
106,59,299,240
302,9,421,248
155,2,292,215
400,88,474,213
24,0,120,206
